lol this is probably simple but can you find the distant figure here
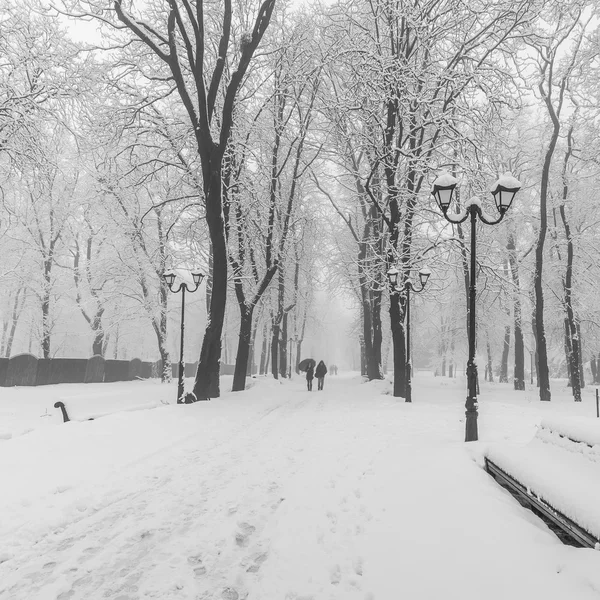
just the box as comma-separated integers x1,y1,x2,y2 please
315,360,328,390
330,364,338,376
306,364,315,391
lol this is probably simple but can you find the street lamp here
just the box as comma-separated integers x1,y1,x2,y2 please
163,270,205,404
432,171,521,442
387,266,431,403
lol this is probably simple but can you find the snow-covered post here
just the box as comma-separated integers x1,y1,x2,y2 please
431,172,521,442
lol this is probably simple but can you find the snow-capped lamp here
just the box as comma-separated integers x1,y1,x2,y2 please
431,171,458,213
163,271,176,288
387,266,399,288
491,172,521,213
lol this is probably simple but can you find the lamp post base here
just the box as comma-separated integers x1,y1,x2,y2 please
465,361,479,442
406,363,412,403
177,361,185,404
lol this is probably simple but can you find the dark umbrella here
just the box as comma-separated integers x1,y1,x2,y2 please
298,358,316,372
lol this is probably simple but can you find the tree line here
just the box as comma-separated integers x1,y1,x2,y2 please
2,0,600,402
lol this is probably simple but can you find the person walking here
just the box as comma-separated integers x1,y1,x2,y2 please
306,363,315,391
315,360,328,391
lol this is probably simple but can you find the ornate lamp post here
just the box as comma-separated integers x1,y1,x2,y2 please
432,171,521,441
387,266,431,403
163,270,205,403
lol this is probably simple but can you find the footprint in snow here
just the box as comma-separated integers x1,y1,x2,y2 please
57,537,75,551
188,555,207,576
235,523,255,547
326,511,338,532
354,556,364,576
244,551,268,573
330,564,341,585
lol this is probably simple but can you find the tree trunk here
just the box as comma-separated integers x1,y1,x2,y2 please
91,308,106,357
259,322,268,375
265,324,271,375
91,329,105,357
194,164,228,399
41,293,51,359
248,320,258,376
500,325,510,383
448,327,455,379
280,313,288,379
4,287,26,358
359,335,366,376
232,306,253,391
370,283,383,379
486,336,494,383
507,233,525,390
577,321,585,388
271,323,280,379
390,292,406,397
295,340,302,374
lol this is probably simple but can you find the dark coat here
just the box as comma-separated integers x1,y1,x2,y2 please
306,365,315,380
315,361,327,378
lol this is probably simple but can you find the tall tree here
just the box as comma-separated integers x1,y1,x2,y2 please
106,0,277,399
530,7,589,401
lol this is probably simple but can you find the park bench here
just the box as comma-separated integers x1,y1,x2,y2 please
484,417,600,549
53,392,165,423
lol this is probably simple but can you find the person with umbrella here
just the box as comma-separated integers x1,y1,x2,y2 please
306,363,315,391
299,358,316,391
315,360,328,390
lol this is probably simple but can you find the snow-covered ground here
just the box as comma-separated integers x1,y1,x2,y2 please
1,372,600,600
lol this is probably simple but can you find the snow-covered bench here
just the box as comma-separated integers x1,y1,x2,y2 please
484,417,600,549
53,392,164,423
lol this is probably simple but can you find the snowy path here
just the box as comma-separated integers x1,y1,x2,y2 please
2,375,600,599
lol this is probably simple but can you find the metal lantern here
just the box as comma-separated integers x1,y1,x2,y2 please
387,266,399,287
163,272,176,288
491,173,521,213
418,267,431,288
431,172,458,212
192,271,205,286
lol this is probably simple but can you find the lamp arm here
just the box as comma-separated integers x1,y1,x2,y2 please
441,209,469,225
474,204,506,226
405,280,426,293
169,281,202,294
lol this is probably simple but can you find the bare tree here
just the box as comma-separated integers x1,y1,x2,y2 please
106,0,277,398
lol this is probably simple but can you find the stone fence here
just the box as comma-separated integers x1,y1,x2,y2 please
0,354,162,387
0,354,252,387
